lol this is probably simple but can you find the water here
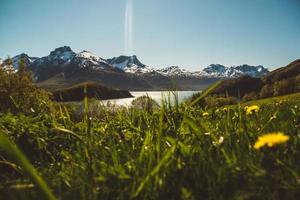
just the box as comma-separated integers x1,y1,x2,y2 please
101,91,199,106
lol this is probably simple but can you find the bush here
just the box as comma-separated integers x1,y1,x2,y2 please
131,95,159,111
204,95,238,107
0,57,51,114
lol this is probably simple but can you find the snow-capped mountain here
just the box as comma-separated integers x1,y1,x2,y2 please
203,64,226,75
18,46,116,81
30,46,75,69
158,64,268,78
72,50,109,70
7,46,268,83
157,66,192,77
107,55,154,74
201,64,268,78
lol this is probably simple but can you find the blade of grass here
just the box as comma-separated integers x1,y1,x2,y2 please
0,131,57,200
133,145,176,197
189,80,223,107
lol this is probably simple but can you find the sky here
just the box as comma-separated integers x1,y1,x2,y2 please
0,0,300,70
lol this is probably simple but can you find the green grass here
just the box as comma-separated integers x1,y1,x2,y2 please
243,92,300,106
0,132,56,200
0,92,300,199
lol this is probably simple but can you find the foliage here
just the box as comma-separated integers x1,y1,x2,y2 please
0,91,300,199
0,57,51,114
131,95,159,111
0,130,56,200
273,78,295,96
204,95,238,107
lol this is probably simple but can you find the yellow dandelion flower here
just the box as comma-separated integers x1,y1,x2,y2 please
254,132,289,149
202,112,209,117
245,105,259,115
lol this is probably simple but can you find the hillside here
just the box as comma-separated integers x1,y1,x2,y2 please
208,59,300,101
51,82,133,102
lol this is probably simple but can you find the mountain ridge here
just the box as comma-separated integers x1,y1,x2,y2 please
2,46,269,91
4,46,268,80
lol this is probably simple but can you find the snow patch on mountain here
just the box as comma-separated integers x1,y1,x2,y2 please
123,64,154,74
73,50,109,69
157,66,191,77
77,51,106,63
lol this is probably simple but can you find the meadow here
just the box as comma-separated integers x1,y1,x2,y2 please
0,89,299,200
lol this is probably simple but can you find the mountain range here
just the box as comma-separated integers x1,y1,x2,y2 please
2,46,269,91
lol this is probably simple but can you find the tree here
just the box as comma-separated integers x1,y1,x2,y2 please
259,84,273,98
17,56,27,75
295,74,300,92
273,79,294,96
131,95,159,111
5,57,15,74
0,58,3,69
0,57,51,114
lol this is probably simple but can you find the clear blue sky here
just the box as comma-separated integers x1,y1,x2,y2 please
1,0,300,70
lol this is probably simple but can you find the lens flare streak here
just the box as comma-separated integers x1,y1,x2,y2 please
125,0,133,55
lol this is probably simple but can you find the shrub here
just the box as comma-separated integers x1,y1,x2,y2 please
204,95,238,107
0,57,51,114
131,95,159,111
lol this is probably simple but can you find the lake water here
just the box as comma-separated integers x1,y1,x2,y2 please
101,91,199,106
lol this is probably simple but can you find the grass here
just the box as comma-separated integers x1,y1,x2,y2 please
0,91,300,199
0,132,56,200
243,92,300,106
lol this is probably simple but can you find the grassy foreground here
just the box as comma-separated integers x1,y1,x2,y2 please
0,92,300,199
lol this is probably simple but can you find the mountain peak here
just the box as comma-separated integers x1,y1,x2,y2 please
50,46,73,56
203,64,226,74
75,50,107,66
107,55,145,70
